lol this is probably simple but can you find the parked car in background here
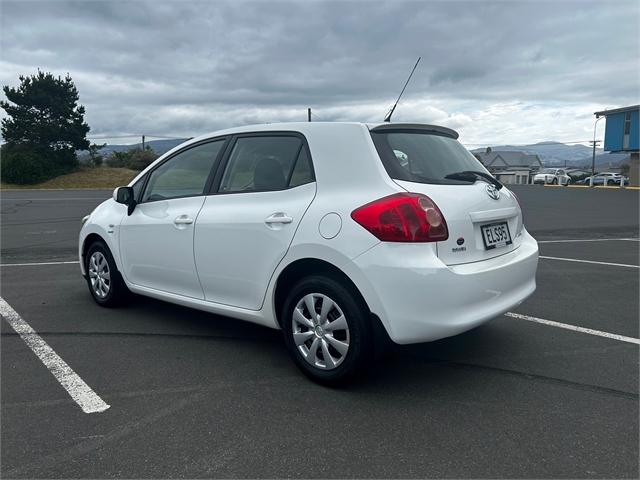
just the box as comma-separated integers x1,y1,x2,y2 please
532,168,571,185
579,172,626,185
79,122,538,384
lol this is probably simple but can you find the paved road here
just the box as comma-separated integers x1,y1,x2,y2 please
2,186,638,263
1,190,109,263
1,186,638,478
512,186,639,239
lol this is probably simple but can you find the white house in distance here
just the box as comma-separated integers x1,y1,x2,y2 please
474,149,543,184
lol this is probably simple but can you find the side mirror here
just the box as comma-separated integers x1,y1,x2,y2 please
113,186,136,215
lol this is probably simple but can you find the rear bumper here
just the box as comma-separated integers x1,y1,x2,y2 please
351,230,538,344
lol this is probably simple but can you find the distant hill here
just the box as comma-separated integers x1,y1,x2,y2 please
78,138,189,163
471,141,629,168
80,137,628,169
98,138,189,156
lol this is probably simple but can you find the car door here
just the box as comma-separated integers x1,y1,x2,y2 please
119,139,227,298
194,133,316,310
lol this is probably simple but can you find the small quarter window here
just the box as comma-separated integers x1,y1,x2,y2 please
288,147,314,188
131,174,146,202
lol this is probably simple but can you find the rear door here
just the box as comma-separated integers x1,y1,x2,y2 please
370,126,523,266
194,133,316,310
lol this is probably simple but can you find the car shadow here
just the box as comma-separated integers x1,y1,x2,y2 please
120,293,512,390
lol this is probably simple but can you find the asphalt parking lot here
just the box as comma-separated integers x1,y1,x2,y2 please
1,185,638,478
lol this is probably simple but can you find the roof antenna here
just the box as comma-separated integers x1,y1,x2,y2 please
384,56,421,123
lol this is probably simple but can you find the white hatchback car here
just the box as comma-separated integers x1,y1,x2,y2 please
80,122,538,383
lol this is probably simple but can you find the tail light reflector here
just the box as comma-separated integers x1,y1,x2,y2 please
351,193,448,242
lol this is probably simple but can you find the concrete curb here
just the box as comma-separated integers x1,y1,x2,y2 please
543,184,639,190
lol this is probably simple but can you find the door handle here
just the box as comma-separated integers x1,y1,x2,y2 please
174,215,194,225
265,212,293,225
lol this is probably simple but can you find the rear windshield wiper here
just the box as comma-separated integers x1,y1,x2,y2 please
444,170,503,189
406,173,448,184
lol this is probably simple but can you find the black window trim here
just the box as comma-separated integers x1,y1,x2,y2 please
137,136,230,204
207,130,316,196
131,173,148,203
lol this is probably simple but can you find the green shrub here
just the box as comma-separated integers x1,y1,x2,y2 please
106,150,129,168
87,143,105,167
49,147,79,173
127,148,157,170
620,163,630,176
106,147,158,171
1,145,53,184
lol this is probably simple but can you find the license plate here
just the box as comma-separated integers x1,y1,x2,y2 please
481,222,512,250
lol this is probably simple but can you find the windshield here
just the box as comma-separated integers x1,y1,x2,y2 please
371,130,489,185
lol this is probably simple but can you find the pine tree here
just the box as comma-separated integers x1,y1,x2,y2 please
2,70,90,151
1,71,91,183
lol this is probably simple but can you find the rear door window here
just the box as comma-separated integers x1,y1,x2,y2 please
219,135,312,193
371,130,489,185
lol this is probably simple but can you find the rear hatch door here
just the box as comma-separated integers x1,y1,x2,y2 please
394,180,522,265
370,124,523,266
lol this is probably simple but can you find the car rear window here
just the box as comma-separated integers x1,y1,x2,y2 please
370,130,489,185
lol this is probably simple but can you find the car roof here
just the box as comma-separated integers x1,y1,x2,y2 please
130,121,461,188
188,121,459,143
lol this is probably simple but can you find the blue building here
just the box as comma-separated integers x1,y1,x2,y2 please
594,105,639,185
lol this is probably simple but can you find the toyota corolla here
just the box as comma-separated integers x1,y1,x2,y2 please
79,122,538,384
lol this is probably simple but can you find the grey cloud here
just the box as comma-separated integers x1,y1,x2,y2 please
430,65,488,86
1,0,638,142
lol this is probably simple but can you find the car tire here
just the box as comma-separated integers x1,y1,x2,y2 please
551,178,558,185
85,240,129,307
281,275,373,386
565,179,571,186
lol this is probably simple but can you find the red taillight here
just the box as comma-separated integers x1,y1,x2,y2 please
351,193,448,242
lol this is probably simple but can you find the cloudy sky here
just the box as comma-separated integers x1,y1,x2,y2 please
1,0,638,146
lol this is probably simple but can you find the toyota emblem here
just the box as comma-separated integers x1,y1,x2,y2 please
485,184,500,200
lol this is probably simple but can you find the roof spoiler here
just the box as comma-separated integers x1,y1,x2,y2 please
370,123,459,139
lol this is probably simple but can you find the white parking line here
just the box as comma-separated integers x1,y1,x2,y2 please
505,312,640,345
538,238,639,244
0,297,110,413
539,255,639,269
1,261,79,267
1,197,107,201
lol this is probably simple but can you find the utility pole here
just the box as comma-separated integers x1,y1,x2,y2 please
590,115,604,187
589,140,601,186
308,108,311,122
142,135,146,150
